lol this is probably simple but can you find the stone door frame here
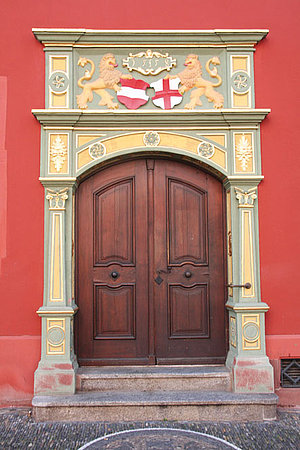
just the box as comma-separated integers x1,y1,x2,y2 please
32,28,274,395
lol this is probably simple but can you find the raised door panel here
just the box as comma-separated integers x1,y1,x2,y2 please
168,283,209,339
168,179,208,266
94,179,135,265
94,284,136,339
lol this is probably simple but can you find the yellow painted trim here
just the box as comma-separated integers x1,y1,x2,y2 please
226,190,233,297
242,314,261,350
46,318,65,355
230,316,236,347
37,308,78,316
76,131,227,172
242,210,255,298
49,212,64,302
231,55,250,74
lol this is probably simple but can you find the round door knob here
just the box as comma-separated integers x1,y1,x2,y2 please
110,271,119,279
184,271,192,278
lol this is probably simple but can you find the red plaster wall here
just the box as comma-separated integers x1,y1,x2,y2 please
0,0,299,403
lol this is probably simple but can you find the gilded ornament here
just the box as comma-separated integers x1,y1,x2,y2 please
197,141,215,158
76,54,133,110
165,55,224,109
50,135,67,172
46,188,69,210
143,131,160,147
235,135,252,171
235,187,257,207
123,50,176,76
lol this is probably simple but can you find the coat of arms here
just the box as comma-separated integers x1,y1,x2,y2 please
77,52,224,110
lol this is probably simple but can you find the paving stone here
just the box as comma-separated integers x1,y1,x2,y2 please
0,408,299,450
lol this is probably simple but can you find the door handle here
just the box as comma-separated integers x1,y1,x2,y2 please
227,282,251,289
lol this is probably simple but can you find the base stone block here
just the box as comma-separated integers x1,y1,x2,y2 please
230,356,274,393
34,360,78,395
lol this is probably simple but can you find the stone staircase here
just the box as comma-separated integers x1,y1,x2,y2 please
32,365,278,421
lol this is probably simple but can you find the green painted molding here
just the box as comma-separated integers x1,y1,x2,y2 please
32,109,270,128
32,28,269,47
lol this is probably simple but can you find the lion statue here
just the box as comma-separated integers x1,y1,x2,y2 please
166,54,224,109
76,54,132,110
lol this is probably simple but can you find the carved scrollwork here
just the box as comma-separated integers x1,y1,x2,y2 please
46,188,69,210
123,50,176,76
235,187,257,208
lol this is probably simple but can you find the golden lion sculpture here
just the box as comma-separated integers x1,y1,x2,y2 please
76,54,132,110
166,54,224,109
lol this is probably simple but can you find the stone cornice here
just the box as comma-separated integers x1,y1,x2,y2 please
32,109,270,128
32,28,269,47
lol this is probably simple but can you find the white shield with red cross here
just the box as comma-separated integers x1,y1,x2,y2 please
117,78,150,109
150,77,182,109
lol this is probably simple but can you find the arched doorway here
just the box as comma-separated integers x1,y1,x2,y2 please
76,157,226,365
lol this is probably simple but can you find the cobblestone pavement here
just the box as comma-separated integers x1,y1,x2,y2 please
0,408,299,450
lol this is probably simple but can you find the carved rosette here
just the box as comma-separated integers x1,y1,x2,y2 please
197,141,215,158
235,187,257,208
46,188,69,210
89,142,106,159
143,131,160,147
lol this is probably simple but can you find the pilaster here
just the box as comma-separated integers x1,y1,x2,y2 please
225,179,274,393
34,182,78,395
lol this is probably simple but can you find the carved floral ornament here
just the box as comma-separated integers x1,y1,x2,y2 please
76,53,224,111
50,135,67,172
235,134,253,171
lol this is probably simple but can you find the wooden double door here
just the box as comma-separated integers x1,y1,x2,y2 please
77,158,226,365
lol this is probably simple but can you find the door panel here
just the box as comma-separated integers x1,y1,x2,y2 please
77,158,226,365
77,160,149,365
153,160,226,364
94,179,135,265
168,179,208,265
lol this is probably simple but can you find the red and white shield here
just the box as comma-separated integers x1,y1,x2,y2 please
117,78,150,109
150,77,182,109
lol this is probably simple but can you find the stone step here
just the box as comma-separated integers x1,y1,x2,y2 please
32,390,278,422
76,365,232,392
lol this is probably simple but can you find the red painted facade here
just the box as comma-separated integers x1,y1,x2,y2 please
0,0,299,406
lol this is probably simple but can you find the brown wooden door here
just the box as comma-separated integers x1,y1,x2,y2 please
76,158,226,365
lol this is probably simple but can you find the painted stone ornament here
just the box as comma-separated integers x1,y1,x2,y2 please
117,78,150,109
150,77,182,109
76,54,133,110
89,142,106,159
166,55,224,109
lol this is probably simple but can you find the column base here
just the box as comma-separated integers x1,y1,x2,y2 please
228,355,274,393
34,358,78,395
